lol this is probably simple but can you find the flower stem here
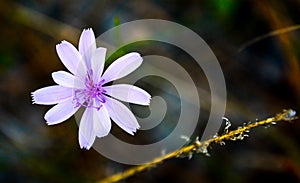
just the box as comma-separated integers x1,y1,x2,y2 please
98,109,297,183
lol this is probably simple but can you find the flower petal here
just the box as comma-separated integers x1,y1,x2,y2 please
101,52,143,84
44,98,79,125
79,108,96,150
93,105,111,137
56,41,82,75
103,84,151,105
91,47,106,83
79,28,96,71
52,71,84,88
31,85,73,105
104,97,140,135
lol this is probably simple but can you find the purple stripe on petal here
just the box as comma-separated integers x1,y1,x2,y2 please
101,52,143,84
56,41,82,75
103,84,151,105
104,97,140,135
44,98,79,125
31,85,73,105
79,108,96,150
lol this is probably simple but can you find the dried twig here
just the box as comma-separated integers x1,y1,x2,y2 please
99,109,297,183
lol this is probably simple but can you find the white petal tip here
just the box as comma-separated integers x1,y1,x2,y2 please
46,121,54,126
45,118,56,125
138,94,152,106
128,126,140,135
129,131,137,136
80,145,91,150
83,28,93,32
56,40,64,46
56,40,70,48
80,142,92,150
31,92,36,104
145,96,152,105
81,28,95,39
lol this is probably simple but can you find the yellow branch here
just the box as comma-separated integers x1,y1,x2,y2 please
98,109,297,183
238,24,300,52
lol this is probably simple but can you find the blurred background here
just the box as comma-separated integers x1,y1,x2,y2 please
0,0,299,182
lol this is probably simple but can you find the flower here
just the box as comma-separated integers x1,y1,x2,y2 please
31,28,151,149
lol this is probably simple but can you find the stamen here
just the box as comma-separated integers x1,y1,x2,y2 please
73,75,106,110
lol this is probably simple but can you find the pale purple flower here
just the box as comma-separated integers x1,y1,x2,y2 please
31,28,151,149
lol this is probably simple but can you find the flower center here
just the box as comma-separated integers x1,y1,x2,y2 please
73,75,106,110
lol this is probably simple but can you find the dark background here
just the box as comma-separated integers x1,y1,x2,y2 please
0,0,299,183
